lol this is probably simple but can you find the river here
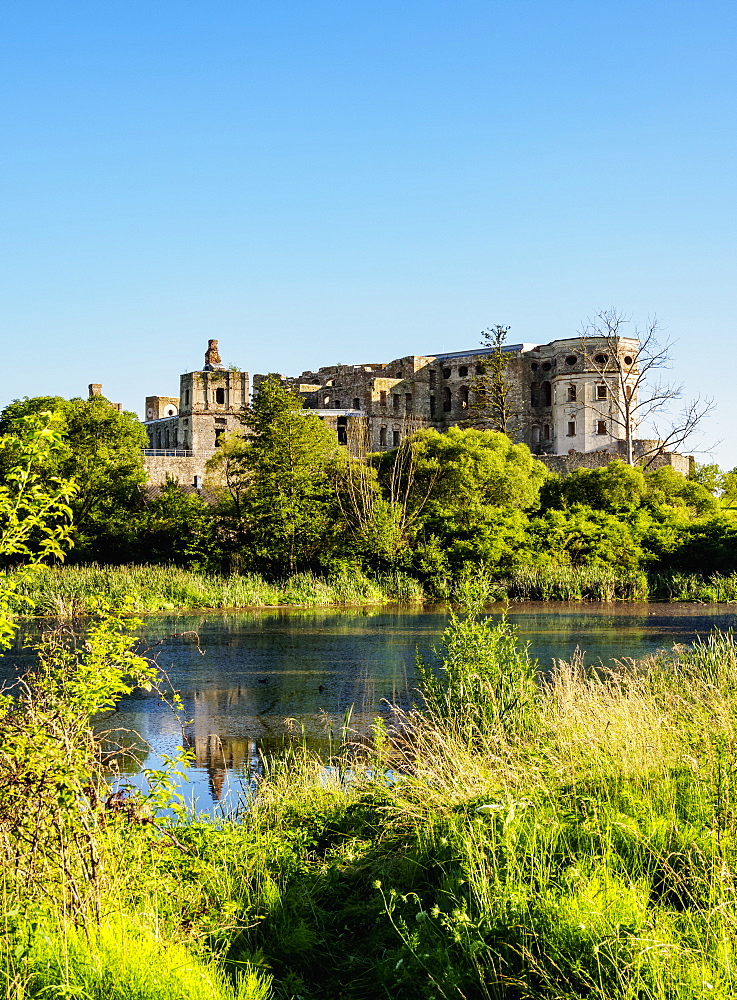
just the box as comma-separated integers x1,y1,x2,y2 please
4,602,737,812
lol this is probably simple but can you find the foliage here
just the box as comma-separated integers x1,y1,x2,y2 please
0,394,148,559
236,376,341,572
0,411,76,647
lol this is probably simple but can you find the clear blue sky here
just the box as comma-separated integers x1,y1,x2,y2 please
2,1,735,465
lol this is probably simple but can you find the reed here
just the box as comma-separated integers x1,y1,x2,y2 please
11,563,425,616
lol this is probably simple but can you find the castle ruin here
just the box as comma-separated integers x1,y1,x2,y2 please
141,337,690,485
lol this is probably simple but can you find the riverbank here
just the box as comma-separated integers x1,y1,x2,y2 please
4,612,737,998
12,563,737,616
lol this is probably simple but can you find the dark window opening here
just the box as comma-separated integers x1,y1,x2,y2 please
530,386,537,406
567,385,577,402
405,393,412,413
442,367,451,379
430,395,436,416
429,370,437,388
542,381,552,406
597,420,607,435
442,386,452,411
542,362,552,371
594,353,608,364
543,424,551,440
624,355,634,365
337,416,348,445
392,430,400,447
215,387,225,404
532,426,541,445
334,399,342,408
476,363,485,375
379,426,387,447
215,428,225,447
459,385,469,409
596,384,608,400
184,389,190,406
567,421,576,437
393,394,400,411
379,390,387,405
566,355,577,366
353,397,360,410
459,365,468,377
531,363,539,371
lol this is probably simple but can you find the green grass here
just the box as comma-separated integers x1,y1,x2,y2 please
11,563,425,616
6,607,737,998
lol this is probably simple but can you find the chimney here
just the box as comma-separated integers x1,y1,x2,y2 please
88,384,103,398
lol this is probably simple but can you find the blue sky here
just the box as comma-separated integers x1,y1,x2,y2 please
2,1,735,465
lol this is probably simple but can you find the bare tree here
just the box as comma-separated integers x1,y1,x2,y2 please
579,308,714,468
471,324,518,436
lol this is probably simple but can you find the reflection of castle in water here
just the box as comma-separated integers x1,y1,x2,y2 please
184,680,412,801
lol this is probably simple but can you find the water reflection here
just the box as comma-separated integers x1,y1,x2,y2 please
4,602,737,812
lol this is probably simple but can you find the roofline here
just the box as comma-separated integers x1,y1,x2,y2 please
432,343,540,360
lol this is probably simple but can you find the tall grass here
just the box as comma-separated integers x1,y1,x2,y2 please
7,589,737,997
11,563,425,616
499,564,650,601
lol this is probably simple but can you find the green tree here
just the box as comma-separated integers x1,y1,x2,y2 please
0,395,148,558
0,411,76,646
238,376,341,572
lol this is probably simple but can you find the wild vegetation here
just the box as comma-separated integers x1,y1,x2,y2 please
2,380,737,605
3,416,737,998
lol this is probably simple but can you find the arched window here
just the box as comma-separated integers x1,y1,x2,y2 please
542,381,552,406
442,387,452,412
459,385,469,409
215,387,225,405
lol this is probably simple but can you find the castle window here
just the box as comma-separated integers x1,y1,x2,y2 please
353,397,360,410
459,385,469,409
476,363,485,375
542,381,552,406
566,355,577,366
395,371,402,379
379,426,387,447
393,394,400,411
624,355,634,365
430,395,436,416
459,365,468,377
337,416,347,445
405,393,412,413
530,363,539,372
532,426,541,445
596,384,608,400
594,353,608,365
530,386,537,406
567,421,576,437
442,387,452,412
542,362,552,371
429,370,436,388
442,367,451,379
543,424,551,440
215,428,225,447
334,399,342,408
184,389,190,406
567,385,577,402
392,430,401,447
597,420,607,435
379,390,387,405
215,387,225,404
